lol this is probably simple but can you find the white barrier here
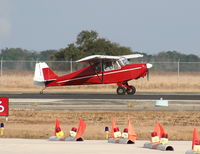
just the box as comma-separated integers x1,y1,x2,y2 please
49,136,64,141
144,142,174,151
185,150,200,154
108,138,134,144
65,136,84,141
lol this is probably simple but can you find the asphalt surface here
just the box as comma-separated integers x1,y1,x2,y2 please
1,92,200,100
1,92,200,111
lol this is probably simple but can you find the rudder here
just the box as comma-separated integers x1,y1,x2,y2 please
33,62,58,86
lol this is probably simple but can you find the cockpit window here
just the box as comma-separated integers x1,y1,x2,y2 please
94,63,101,72
104,61,113,71
93,60,122,72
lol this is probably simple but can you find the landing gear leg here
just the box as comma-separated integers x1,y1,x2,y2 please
124,81,136,95
126,85,136,95
40,87,46,94
116,82,136,95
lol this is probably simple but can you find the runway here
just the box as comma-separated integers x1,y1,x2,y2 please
1,92,200,100
3,92,200,111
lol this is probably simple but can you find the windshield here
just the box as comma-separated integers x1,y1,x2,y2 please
121,58,129,65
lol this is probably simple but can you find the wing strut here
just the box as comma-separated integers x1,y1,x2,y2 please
89,61,105,84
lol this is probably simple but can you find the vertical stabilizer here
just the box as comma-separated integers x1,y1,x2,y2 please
33,62,58,86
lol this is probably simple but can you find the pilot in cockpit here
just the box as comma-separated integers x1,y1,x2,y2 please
104,61,113,71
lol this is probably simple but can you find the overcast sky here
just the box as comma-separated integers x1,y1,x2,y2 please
0,0,200,55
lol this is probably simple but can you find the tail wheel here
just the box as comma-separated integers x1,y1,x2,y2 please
117,86,126,95
126,86,136,95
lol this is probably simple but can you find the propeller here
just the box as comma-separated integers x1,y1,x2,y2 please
146,63,152,81
147,70,150,81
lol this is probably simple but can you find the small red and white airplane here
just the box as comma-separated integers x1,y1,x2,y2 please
33,54,152,95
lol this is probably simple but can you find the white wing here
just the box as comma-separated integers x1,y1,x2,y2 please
76,55,120,63
76,54,143,63
121,54,143,59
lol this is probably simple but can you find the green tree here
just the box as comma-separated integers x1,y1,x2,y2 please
38,50,57,61
52,49,66,61
76,30,98,46
0,48,35,60
52,30,133,61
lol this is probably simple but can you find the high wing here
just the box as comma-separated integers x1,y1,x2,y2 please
120,54,143,59
76,54,143,63
76,55,119,63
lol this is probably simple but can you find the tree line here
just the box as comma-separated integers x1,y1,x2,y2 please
0,30,200,63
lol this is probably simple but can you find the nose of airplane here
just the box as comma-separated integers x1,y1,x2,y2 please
146,63,153,69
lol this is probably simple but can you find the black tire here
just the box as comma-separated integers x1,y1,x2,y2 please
116,86,126,95
76,137,84,141
126,86,136,95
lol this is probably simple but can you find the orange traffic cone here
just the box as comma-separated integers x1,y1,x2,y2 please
151,123,165,144
154,123,165,139
192,128,199,150
185,128,200,153
128,120,137,142
54,119,60,136
76,118,86,139
111,118,117,138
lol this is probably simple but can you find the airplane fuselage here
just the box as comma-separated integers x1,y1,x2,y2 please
45,63,148,87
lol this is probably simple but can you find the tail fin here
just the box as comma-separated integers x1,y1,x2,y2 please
33,62,58,86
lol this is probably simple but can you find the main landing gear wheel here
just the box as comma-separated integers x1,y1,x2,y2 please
116,86,126,95
126,86,136,95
